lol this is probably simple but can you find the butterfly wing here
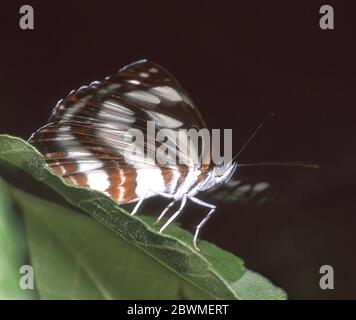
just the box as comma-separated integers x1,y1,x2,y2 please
202,165,318,207
202,176,273,205
29,60,209,203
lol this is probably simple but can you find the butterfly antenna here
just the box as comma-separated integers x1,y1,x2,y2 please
232,113,274,162
238,162,319,169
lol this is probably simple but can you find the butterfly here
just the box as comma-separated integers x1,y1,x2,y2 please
29,59,317,250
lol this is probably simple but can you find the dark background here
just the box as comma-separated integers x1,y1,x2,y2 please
1,0,355,299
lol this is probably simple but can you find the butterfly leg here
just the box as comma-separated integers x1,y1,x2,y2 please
130,198,145,215
189,197,216,251
151,191,174,199
130,192,152,215
155,200,176,225
131,190,171,215
159,196,187,233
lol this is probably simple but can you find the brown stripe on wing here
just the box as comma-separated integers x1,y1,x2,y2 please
47,158,139,204
67,173,88,188
170,164,189,194
105,167,138,204
50,165,138,204
50,162,79,176
160,166,174,188
197,163,213,182
170,163,214,194
192,163,213,190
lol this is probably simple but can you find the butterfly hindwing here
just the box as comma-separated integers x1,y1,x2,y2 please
30,60,210,203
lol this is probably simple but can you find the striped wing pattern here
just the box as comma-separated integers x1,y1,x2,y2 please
29,60,211,203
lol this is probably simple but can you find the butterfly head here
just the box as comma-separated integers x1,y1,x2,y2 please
198,160,237,192
213,160,237,184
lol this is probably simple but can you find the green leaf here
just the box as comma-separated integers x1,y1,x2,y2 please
0,178,35,299
0,134,287,300
11,187,210,299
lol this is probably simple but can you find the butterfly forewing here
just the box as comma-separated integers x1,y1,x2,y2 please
30,60,211,203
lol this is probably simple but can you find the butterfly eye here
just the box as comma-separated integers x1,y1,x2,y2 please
214,163,225,177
